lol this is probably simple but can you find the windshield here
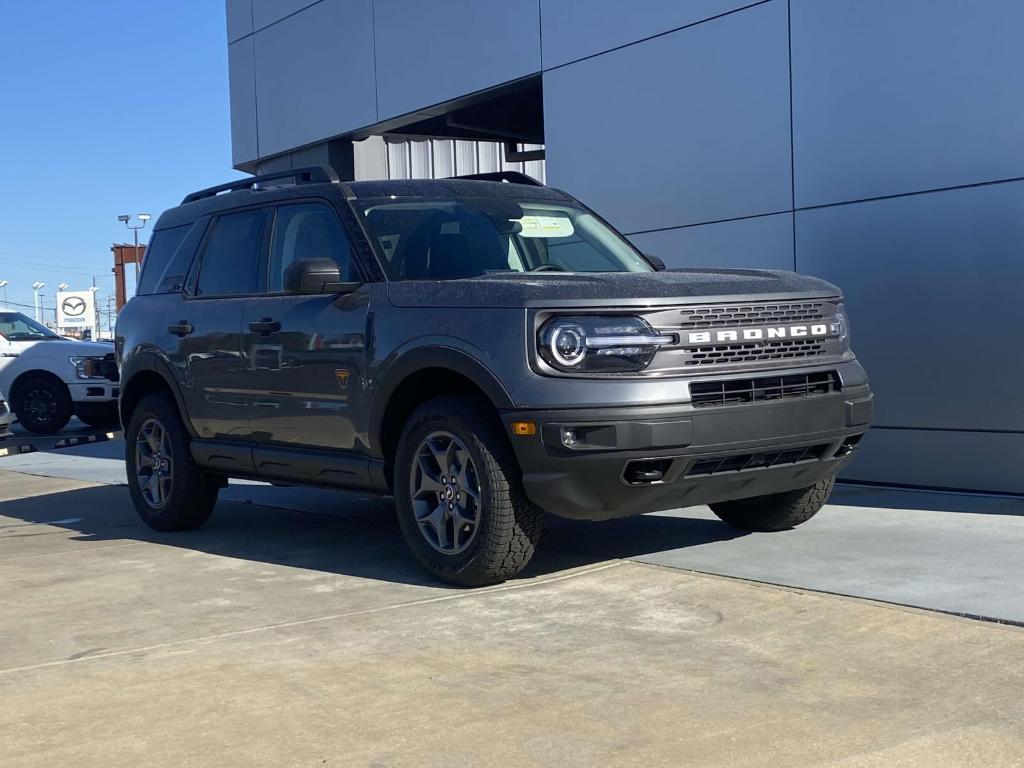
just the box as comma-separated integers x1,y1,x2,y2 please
0,312,61,341
355,197,653,280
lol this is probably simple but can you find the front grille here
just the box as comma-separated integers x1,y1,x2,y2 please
686,338,827,367
690,371,840,408
677,302,826,330
91,353,119,382
686,443,832,478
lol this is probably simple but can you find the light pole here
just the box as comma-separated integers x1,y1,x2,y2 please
32,282,46,323
118,214,151,287
0,280,7,310
56,283,70,334
89,286,100,339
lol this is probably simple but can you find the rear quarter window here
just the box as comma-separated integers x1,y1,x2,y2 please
137,224,193,295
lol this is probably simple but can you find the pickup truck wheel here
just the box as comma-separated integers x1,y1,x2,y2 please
394,396,543,587
710,477,835,532
125,392,218,531
14,376,73,434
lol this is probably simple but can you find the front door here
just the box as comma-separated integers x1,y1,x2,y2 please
241,202,369,450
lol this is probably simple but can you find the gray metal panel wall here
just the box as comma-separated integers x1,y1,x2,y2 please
791,0,1024,208
252,0,377,158
251,0,320,30
373,0,541,119
540,0,759,68
543,0,792,235
226,0,252,42
845,430,1024,496
796,181,1024,434
227,37,258,166
629,213,794,272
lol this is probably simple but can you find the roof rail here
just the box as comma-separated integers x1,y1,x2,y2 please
449,171,544,186
181,165,340,204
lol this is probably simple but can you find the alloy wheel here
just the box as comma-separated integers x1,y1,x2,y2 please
23,388,56,425
135,418,173,509
409,431,482,555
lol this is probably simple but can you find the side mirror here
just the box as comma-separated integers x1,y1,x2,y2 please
645,254,667,271
284,258,360,295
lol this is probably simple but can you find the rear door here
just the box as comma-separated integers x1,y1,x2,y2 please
169,207,268,443
241,201,370,450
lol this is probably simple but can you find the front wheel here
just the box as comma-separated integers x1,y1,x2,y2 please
394,395,543,587
710,477,835,532
14,376,73,434
125,392,219,531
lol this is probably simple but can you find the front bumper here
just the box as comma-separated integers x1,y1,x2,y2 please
502,381,872,521
67,381,120,404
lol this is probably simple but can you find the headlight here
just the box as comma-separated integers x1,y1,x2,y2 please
834,302,849,343
538,316,674,373
69,356,108,380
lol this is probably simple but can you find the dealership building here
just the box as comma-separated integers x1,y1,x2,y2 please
226,0,1024,494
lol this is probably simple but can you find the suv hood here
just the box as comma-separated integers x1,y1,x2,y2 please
387,268,841,308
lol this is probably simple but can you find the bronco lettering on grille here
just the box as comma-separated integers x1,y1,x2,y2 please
686,323,840,345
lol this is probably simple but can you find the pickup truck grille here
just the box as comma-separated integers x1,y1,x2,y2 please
690,370,839,408
92,353,120,383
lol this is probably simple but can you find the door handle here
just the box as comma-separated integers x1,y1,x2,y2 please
249,317,281,336
167,321,194,337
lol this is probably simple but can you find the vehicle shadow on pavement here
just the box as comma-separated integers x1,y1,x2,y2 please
0,482,749,587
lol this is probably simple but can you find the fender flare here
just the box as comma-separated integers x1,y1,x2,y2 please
368,345,515,455
118,351,195,436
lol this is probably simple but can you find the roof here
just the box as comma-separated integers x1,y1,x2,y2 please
155,167,573,231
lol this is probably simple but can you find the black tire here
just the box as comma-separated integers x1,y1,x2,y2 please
14,376,73,434
394,395,543,587
125,392,218,532
710,477,835,532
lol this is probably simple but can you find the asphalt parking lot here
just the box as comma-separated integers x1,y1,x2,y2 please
1,436,1023,765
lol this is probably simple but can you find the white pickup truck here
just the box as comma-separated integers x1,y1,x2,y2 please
0,311,119,434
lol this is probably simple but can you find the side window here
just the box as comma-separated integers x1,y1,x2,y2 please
196,209,266,297
137,225,190,295
269,203,353,292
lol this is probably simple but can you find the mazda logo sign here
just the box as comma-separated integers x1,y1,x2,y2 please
62,296,87,317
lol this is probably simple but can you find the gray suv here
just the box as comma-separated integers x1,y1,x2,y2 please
116,168,872,586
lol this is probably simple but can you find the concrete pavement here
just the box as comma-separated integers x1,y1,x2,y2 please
5,438,1024,623
1,469,1023,766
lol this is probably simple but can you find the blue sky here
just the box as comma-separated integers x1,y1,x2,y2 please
0,1,244,315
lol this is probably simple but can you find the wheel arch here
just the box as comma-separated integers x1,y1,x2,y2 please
119,354,194,436
371,347,515,483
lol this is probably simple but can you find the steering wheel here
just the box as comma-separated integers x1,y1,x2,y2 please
529,264,567,273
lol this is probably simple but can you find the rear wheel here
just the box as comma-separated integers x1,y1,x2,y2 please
14,376,73,434
394,395,543,587
126,392,218,531
710,477,835,532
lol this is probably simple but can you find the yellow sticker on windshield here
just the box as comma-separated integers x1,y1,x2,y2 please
516,215,575,238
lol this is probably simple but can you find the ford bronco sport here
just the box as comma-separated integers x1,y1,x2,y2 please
116,167,872,586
